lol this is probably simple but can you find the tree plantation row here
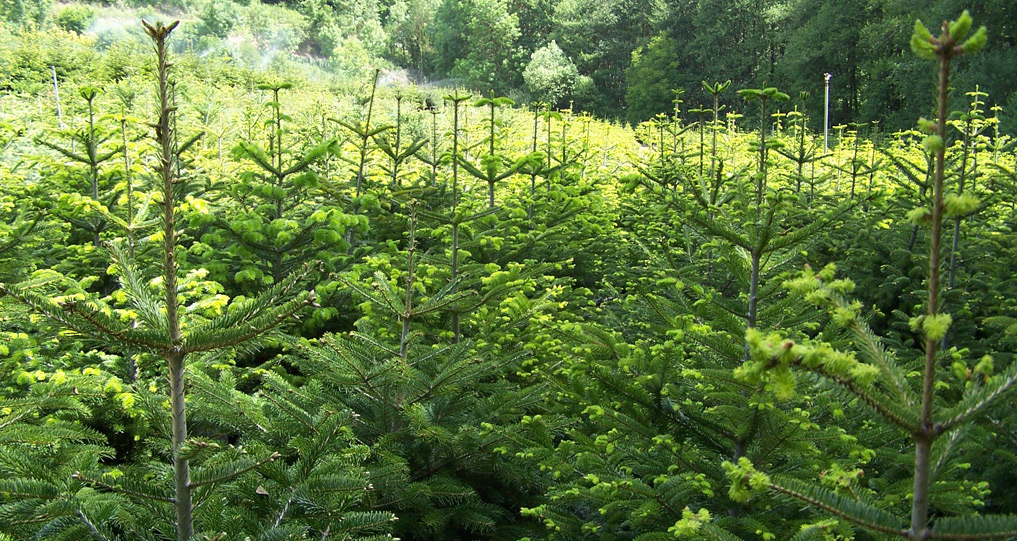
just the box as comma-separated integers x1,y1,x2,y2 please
2,12,1017,541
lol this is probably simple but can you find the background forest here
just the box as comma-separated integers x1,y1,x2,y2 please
3,2,1017,541
3,0,1017,130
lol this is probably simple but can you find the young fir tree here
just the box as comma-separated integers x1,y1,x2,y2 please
423,91,603,349
940,86,990,350
373,92,427,191
217,81,356,290
32,86,130,293
36,87,120,250
824,123,883,201
295,198,558,539
725,11,1017,541
0,21,387,540
458,92,535,208
332,69,390,254
522,81,858,538
428,90,473,343
773,91,829,200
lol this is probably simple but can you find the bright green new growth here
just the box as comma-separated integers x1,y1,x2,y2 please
3,6,1017,541
460,91,538,208
223,81,352,286
703,79,731,178
731,11,1017,541
0,21,352,540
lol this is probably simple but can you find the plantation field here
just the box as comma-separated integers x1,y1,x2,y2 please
2,10,1017,541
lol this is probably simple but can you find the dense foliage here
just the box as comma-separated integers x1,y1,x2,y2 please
2,4,1017,541
4,0,1017,130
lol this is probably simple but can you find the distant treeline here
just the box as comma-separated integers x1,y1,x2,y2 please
4,0,1017,131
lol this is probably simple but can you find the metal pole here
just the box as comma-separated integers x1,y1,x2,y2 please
51,66,65,129
824,72,832,153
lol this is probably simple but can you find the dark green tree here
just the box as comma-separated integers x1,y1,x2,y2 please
551,0,665,114
624,34,687,124
433,0,524,93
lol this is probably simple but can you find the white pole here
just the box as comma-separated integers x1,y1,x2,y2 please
52,66,65,129
824,72,832,153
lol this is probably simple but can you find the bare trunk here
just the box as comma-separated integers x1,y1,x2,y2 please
146,22,192,541
168,353,191,541
757,99,767,208
450,98,463,343
528,104,538,220
909,42,951,541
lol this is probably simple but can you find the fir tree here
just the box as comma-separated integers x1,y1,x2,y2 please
218,81,354,288
731,11,1017,540
296,198,555,539
0,21,328,540
524,80,856,538
373,91,427,191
